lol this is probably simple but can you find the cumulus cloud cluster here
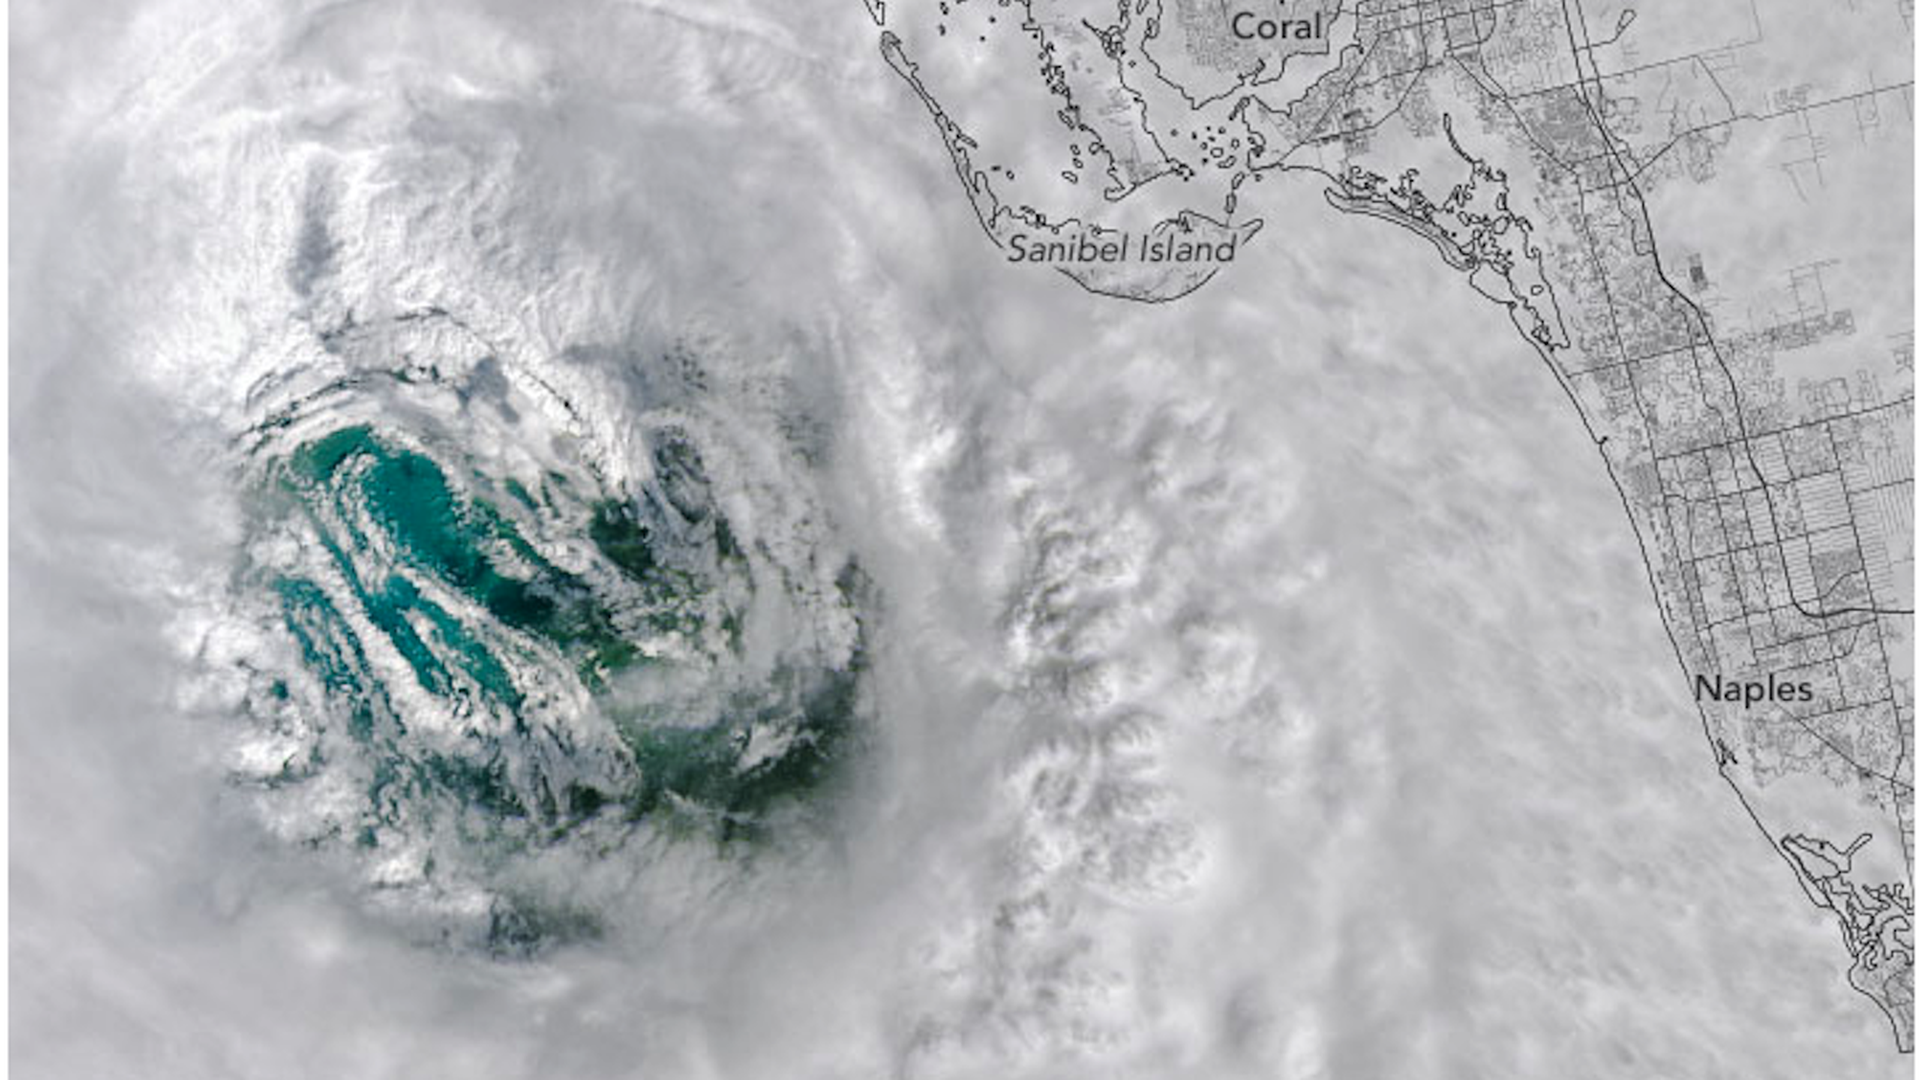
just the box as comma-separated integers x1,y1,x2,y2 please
12,1,1905,1078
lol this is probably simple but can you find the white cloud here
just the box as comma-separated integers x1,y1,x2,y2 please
11,2,1903,1078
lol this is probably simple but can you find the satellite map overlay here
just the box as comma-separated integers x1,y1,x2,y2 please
10,0,1915,1078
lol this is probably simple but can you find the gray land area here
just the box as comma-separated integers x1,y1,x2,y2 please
876,0,1916,1050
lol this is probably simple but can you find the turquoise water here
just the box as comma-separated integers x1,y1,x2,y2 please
248,418,866,938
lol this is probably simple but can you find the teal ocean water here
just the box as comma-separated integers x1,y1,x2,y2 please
230,329,866,950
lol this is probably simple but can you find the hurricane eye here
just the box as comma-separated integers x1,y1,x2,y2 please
226,335,865,951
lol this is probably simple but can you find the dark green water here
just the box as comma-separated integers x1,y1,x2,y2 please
249,421,865,947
